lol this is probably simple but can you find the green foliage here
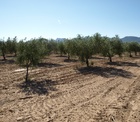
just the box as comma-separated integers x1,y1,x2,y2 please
101,37,115,62
17,39,46,81
93,33,103,54
101,35,124,62
47,39,59,54
0,39,7,60
6,36,17,55
124,42,140,57
75,35,94,67
36,38,50,56
64,39,77,59
58,41,66,56
17,39,45,66
111,35,124,57
129,42,140,56
1,33,139,69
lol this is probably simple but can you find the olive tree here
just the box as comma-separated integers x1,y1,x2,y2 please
58,41,66,56
93,33,103,54
101,37,115,62
12,36,18,56
64,39,78,60
0,39,7,60
129,42,140,56
17,39,46,82
124,42,140,57
123,42,132,57
47,39,59,54
6,36,17,56
76,35,94,67
101,36,124,62
111,35,124,57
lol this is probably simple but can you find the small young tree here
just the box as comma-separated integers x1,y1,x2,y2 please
64,39,77,60
93,33,103,54
111,35,124,57
6,36,17,56
124,42,140,57
0,39,7,60
12,36,18,56
6,37,12,53
58,41,66,56
17,39,46,82
101,37,114,62
47,39,59,54
35,37,49,56
101,36,124,62
129,42,140,56
123,42,132,57
76,35,94,67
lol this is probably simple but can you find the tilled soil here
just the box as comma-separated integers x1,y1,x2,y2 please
0,55,140,122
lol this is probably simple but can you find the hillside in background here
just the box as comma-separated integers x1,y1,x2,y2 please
121,36,140,43
55,36,140,43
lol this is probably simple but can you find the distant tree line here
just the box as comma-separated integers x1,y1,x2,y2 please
0,33,140,81
56,33,140,65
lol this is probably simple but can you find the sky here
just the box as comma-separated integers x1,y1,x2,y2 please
0,0,140,40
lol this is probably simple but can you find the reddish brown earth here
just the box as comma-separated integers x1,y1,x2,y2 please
0,54,140,122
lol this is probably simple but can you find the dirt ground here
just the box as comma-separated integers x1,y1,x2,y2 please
0,54,140,122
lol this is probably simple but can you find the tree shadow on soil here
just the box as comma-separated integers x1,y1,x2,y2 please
17,80,57,95
0,59,15,64
64,59,78,62
38,62,63,68
107,61,140,67
77,66,134,78
131,55,140,59
6,55,16,58
55,55,67,57
91,56,105,60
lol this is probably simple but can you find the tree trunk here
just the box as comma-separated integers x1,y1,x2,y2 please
2,50,6,60
25,65,29,82
135,51,137,56
15,51,17,57
109,56,112,62
119,54,122,57
68,53,70,60
86,58,89,67
129,52,132,57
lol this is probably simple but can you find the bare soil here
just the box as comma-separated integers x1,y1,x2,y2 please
0,54,140,122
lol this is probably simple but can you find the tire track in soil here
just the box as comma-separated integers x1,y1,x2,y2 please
0,70,132,120
0,63,79,121
94,76,140,122
12,76,114,121
50,66,138,122
38,77,121,122
1,56,139,122
23,74,102,121
53,78,126,122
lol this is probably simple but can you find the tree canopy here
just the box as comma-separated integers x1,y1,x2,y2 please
17,39,46,82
